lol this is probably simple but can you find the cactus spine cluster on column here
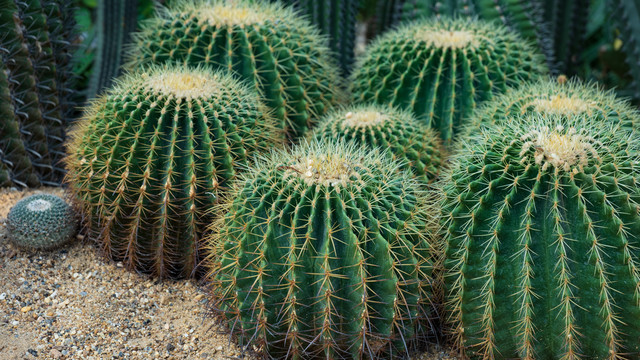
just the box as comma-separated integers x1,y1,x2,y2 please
0,0,78,187
442,112,640,358
272,0,360,76
65,64,282,279
351,18,547,145
206,140,437,359
128,0,343,140
312,104,444,183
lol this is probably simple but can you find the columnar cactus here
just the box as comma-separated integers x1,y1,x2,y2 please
442,112,640,358
206,140,437,359
272,0,359,75
0,0,78,187
7,194,78,250
312,104,444,183
540,0,590,74
65,65,282,279
474,78,640,130
351,18,547,145
128,0,343,139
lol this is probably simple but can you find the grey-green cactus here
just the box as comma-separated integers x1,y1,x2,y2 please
312,104,444,183
65,64,282,279
128,0,343,140
351,18,547,145
0,0,79,187
442,111,640,358
7,194,77,250
206,140,437,359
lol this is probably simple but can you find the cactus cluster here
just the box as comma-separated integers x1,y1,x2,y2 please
128,0,343,139
351,18,547,145
474,78,640,130
441,111,640,358
206,140,437,359
272,0,360,75
312,104,444,183
7,194,77,250
0,0,78,187
65,64,281,278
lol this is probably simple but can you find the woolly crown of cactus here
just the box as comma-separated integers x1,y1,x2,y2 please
127,0,343,139
205,139,439,359
441,111,640,359
65,64,282,279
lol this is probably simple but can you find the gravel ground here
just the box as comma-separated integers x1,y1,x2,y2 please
0,187,458,360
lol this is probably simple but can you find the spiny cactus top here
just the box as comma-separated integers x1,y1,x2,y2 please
65,64,282,279
351,18,547,146
206,140,437,359
7,194,77,250
442,113,640,358
312,104,444,183
128,0,343,140
474,77,640,129
0,0,78,187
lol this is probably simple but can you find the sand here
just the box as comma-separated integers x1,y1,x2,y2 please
0,187,457,360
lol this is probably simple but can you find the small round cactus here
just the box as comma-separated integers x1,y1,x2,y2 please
312,104,444,183
128,0,343,139
351,18,547,145
206,140,437,359
7,194,77,250
65,64,282,279
441,112,640,358
474,77,640,129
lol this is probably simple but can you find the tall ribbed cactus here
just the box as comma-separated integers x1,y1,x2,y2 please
351,18,547,145
474,77,640,130
442,112,640,358
271,0,359,75
65,65,282,279
539,0,590,74
206,140,437,359
312,104,444,183
0,0,78,187
128,0,342,140
611,0,640,100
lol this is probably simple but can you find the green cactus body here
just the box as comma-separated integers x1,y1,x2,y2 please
0,0,78,187
442,113,640,358
612,0,640,100
474,78,640,129
312,104,444,183
272,0,359,75
351,18,547,145
65,65,282,279
128,0,342,140
206,140,436,359
7,194,77,250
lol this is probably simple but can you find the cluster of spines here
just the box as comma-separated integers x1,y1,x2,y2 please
0,0,78,187
272,0,360,75
312,104,444,184
128,0,343,139
206,141,437,359
351,18,547,145
66,65,281,279
441,113,640,359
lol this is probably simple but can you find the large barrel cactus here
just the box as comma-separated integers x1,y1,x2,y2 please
65,65,282,279
474,78,640,130
128,0,343,140
272,0,359,76
0,0,78,187
206,140,437,359
442,112,640,358
351,18,547,146
312,104,444,183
